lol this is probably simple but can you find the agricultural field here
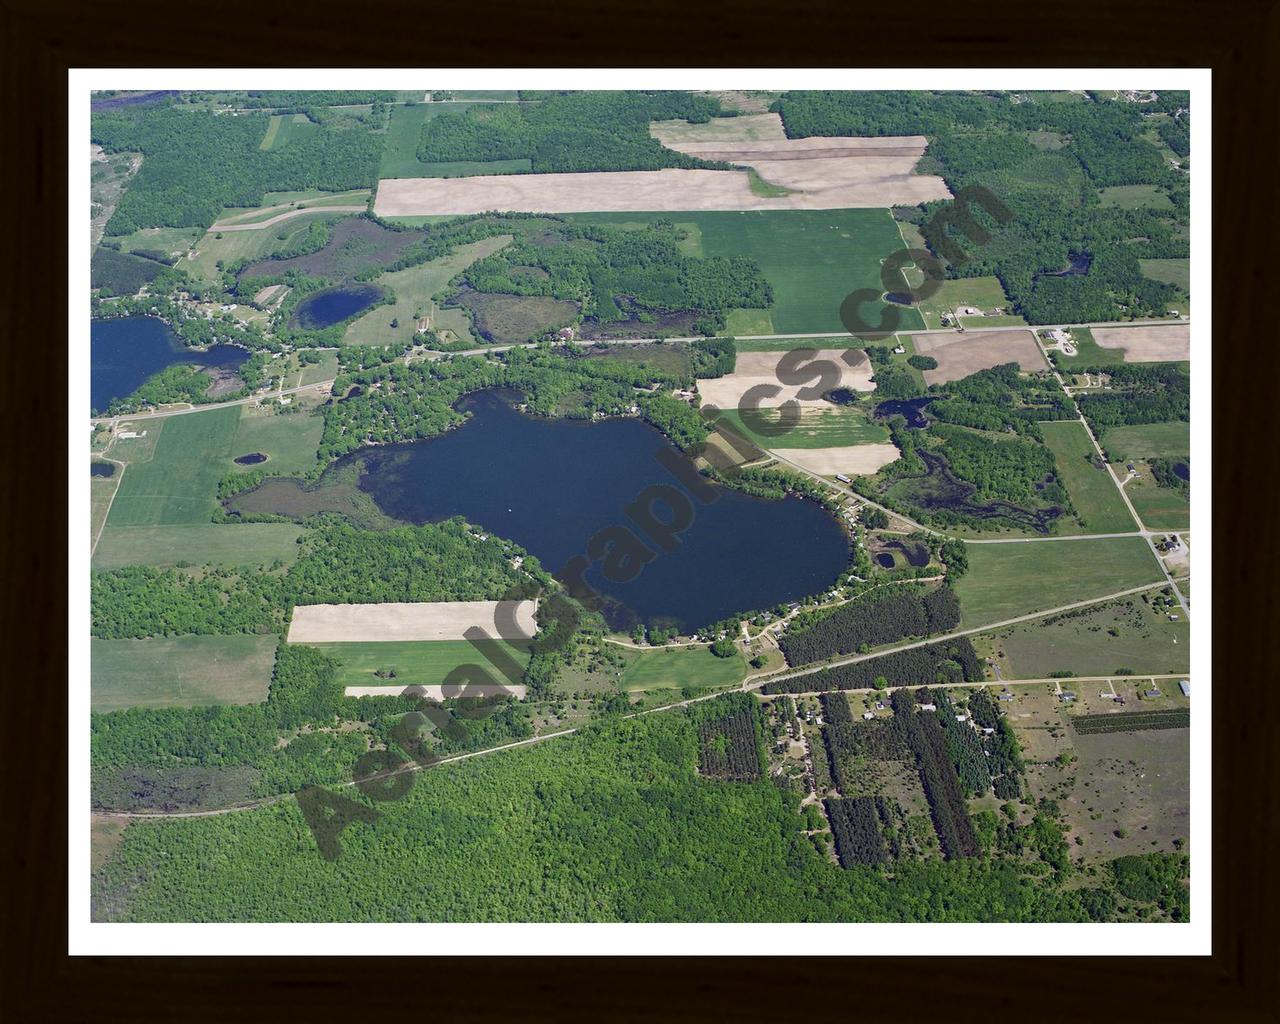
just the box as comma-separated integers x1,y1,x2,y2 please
1091,324,1190,363
952,537,1164,626
1139,258,1191,293
714,405,891,450
181,209,357,285
287,601,539,643
92,523,303,570
230,406,325,475
1099,421,1191,461
379,101,530,179
572,208,925,336
342,235,513,347
105,407,241,526
616,645,747,693
258,113,318,151
310,639,532,689
1123,465,1191,530
910,329,1046,385
972,596,1190,679
1038,420,1137,534
697,349,876,410
91,634,278,712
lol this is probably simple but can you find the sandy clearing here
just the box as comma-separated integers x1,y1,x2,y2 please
288,600,538,644
344,684,528,699
911,329,1047,385
374,159,949,216
697,350,876,410
771,444,901,476
1092,324,1190,362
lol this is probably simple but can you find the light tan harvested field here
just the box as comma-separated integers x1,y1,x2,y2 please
375,146,949,216
288,600,538,644
697,350,876,410
343,684,527,699
911,329,1047,385
773,444,901,476
652,124,951,207
1092,324,1190,362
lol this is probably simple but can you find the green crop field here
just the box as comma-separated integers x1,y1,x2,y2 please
1124,467,1191,530
953,536,1165,626
618,645,747,692
972,596,1190,679
309,639,532,688
342,235,513,347
570,209,923,336
714,406,890,449
1099,422,1191,461
106,407,241,526
1039,420,1137,534
92,523,303,570
1097,184,1173,210
91,634,278,712
231,407,325,475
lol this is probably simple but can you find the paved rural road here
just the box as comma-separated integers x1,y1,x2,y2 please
744,579,1172,691
210,205,368,231
91,577,1173,822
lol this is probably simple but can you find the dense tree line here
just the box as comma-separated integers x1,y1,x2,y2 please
91,247,168,295
927,364,1076,439
925,423,1064,507
1149,457,1190,496
771,91,1188,323
416,91,731,174
457,221,770,334
690,336,737,378
926,689,990,797
779,584,961,666
825,797,887,866
91,566,288,639
1076,362,1190,431
92,104,381,233
762,638,983,694
889,689,981,859
695,695,763,782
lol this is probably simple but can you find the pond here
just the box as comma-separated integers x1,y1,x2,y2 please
91,316,249,414
824,388,858,406
90,461,116,478
277,390,850,631
291,284,384,330
234,452,268,465
1034,252,1093,280
874,396,935,429
1173,461,1190,482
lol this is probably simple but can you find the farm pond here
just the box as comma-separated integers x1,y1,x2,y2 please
290,284,384,330
90,316,249,414
232,389,851,631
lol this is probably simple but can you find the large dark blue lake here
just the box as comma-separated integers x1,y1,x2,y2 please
91,316,248,414
354,390,850,631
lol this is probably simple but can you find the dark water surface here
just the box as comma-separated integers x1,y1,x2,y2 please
874,396,936,429
235,453,268,465
91,316,248,414
90,462,116,478
291,285,383,329
351,390,850,631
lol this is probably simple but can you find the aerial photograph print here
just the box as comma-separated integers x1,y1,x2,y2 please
81,77,1202,938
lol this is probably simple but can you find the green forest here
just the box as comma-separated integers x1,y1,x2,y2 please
92,102,381,233
416,91,730,174
771,91,1189,323
91,692,1179,922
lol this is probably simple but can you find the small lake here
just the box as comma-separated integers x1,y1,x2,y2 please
874,396,936,429
234,452,268,465
291,285,384,330
335,390,851,631
90,462,116,478
1035,252,1093,280
91,316,249,414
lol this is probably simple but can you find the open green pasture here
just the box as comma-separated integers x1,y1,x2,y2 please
342,235,513,347
714,406,890,449
953,537,1164,626
309,639,532,688
1039,420,1137,534
91,634,278,712
617,645,747,692
1099,422,1190,461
